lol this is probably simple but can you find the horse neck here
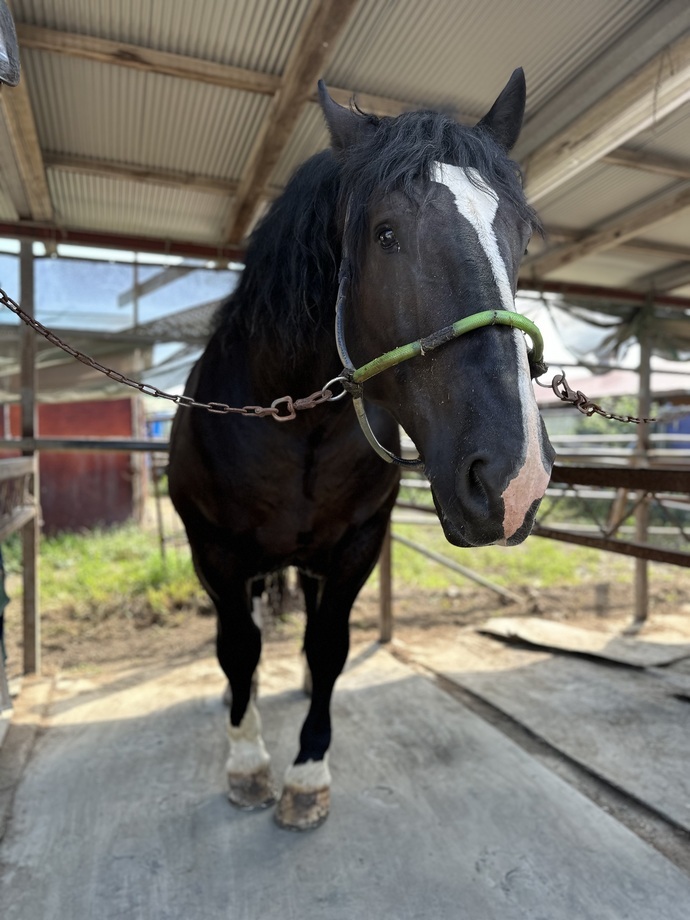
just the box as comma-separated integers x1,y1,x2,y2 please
246,322,341,403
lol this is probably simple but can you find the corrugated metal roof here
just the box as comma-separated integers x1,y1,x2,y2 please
0,0,688,308
325,0,653,115
48,171,231,243
24,50,272,179
628,101,690,159
545,248,674,289
0,123,23,218
13,0,314,72
537,164,674,231
270,101,329,187
0,185,17,221
639,209,690,248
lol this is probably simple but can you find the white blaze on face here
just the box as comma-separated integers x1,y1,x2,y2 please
431,162,550,540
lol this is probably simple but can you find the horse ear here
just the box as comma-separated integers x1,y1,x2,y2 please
318,79,376,150
475,68,526,152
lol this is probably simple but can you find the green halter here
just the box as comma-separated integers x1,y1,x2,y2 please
334,259,546,469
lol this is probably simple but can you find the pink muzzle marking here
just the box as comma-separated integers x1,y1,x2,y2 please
501,401,550,540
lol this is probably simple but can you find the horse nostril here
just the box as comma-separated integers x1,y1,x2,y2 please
459,455,492,516
468,458,488,500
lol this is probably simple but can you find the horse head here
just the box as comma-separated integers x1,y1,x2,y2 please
319,70,555,547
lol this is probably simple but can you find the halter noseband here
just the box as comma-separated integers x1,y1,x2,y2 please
334,257,547,469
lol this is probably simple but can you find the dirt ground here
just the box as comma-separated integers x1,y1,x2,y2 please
4,566,690,683
4,552,690,881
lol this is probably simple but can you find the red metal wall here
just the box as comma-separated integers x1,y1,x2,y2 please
1,398,141,535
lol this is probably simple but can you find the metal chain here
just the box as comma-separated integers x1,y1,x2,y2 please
0,287,343,422
1,286,655,425
535,371,656,424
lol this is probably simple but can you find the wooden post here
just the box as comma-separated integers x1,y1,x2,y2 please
379,522,393,643
629,323,652,634
20,239,40,673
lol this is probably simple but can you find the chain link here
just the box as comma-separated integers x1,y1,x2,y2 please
539,371,656,424
2,286,655,426
0,287,340,421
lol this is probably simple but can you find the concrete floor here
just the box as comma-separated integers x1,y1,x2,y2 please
1,644,690,919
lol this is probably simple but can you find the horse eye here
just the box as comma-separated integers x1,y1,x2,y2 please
377,226,399,252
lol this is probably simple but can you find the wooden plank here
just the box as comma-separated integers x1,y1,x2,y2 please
2,648,690,918
19,242,39,676
431,647,690,835
526,182,690,277
0,220,246,263
117,265,197,308
550,465,690,492
0,78,52,221
0,709,10,748
604,146,690,182
378,524,393,642
479,617,690,667
632,259,690,294
523,29,690,203
0,506,35,543
0,438,169,453
44,153,239,198
0,457,33,483
647,666,690,697
533,525,690,567
16,24,281,96
0,654,10,713
19,25,431,124
393,532,521,602
544,225,690,263
225,0,361,244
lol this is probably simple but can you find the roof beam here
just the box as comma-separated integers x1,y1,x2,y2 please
517,277,690,311
117,265,197,307
308,86,463,120
523,30,690,204
0,220,246,262
16,23,421,121
0,79,52,220
224,0,360,245
16,23,281,95
603,146,690,182
541,223,690,262
44,152,240,196
630,260,690,294
525,182,690,277
515,0,690,160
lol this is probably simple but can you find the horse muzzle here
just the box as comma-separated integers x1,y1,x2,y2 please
429,439,554,548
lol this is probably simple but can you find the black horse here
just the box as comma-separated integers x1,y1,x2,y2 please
168,69,555,830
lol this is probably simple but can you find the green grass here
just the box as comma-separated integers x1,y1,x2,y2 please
383,522,633,592
2,513,641,624
3,524,207,623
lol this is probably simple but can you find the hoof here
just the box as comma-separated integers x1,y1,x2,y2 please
227,766,276,810
275,784,330,830
274,758,332,830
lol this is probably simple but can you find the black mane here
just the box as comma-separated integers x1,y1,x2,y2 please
214,150,341,356
215,105,537,355
337,105,538,277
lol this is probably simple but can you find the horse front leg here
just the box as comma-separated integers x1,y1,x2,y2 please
275,513,391,830
214,582,277,810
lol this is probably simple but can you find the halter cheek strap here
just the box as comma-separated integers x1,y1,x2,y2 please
334,256,547,469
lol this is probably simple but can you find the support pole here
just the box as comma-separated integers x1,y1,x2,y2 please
628,320,653,635
379,523,393,643
20,239,40,673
